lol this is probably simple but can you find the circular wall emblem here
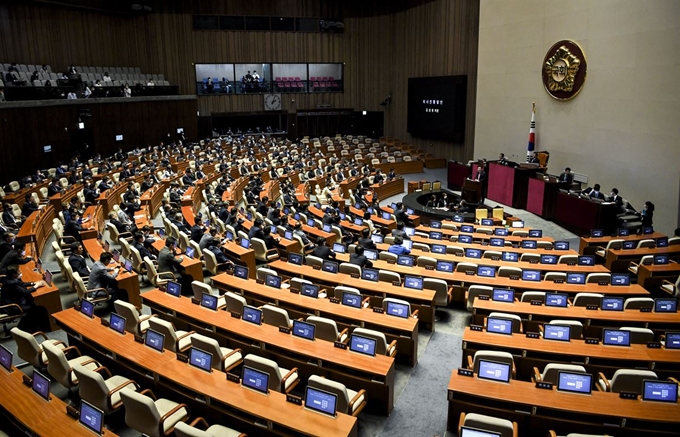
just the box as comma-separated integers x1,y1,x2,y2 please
542,40,587,100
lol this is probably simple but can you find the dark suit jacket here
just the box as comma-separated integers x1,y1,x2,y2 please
0,250,32,274
395,209,408,223
262,235,278,250
0,277,36,310
64,219,84,239
134,241,155,261
558,172,574,184
312,245,335,261
2,211,17,226
190,225,204,243
68,253,90,277
0,241,13,261
349,253,373,268
22,202,39,217
158,247,183,275
206,246,229,264
357,237,377,251
248,226,264,240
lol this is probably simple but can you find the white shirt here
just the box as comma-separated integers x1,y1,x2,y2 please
67,92,77,100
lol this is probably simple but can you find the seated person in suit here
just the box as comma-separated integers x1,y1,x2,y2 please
262,226,279,250
88,252,129,310
256,197,269,217
133,233,156,261
68,242,90,277
293,223,314,250
583,183,605,200
64,212,84,241
21,195,40,217
158,237,193,294
1,265,50,332
0,232,15,262
204,239,234,271
528,151,540,164
190,217,205,244
607,188,624,207
456,200,470,213
349,245,373,269
248,218,265,240
358,228,377,251
388,236,411,255
0,241,33,274
425,195,437,208
2,203,22,228
199,228,218,250
558,167,574,184
391,222,410,240
48,178,63,197
387,168,397,180
311,237,336,261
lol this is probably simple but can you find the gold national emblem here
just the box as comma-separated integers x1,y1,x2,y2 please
542,40,587,101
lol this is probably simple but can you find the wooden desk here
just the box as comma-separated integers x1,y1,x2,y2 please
53,309,357,436
269,260,437,330
579,232,667,255
606,246,680,272
0,365,117,436
637,262,680,291
49,184,81,211
373,160,423,175
211,273,419,366
416,224,556,245
96,182,128,216
446,372,680,437
19,243,62,331
150,238,205,283
371,178,404,202
139,184,166,217
1,180,49,209
141,290,395,415
17,205,55,258
462,327,680,380
553,192,619,237
472,299,680,337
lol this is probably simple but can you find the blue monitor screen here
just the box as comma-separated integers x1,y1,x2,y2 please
643,226,654,234
367,207,374,215
79,400,104,435
555,241,569,250
189,347,213,372
477,266,496,277
481,219,494,226
494,228,508,236
543,324,571,341
529,230,543,238
492,289,514,303
432,244,447,254
459,235,473,244
365,249,378,260
0,345,13,372
404,276,423,290
371,234,384,244
460,427,502,437
386,301,410,318
453,215,464,223
397,255,414,266
323,224,332,233
578,256,595,266
226,231,234,241
466,248,481,258
32,370,51,401
284,230,293,240
247,212,253,221
242,366,269,394
665,332,680,349
655,299,677,313
361,268,379,282
144,329,165,352
404,227,415,237
502,252,518,262
567,273,586,284
240,239,250,249
109,313,126,334
288,253,303,265
322,260,339,274
292,320,316,340
300,283,319,298
166,281,181,297
234,265,249,279
642,380,678,403
521,240,537,249
436,260,454,272
353,217,363,226
391,203,398,210
81,300,94,318
430,231,443,240
486,317,513,335
307,218,315,227
622,241,636,250
305,386,338,416
407,208,415,215
654,255,669,265
546,293,569,308
430,220,442,229
522,270,540,281
618,228,630,236
590,229,604,238
201,293,218,310
602,329,631,346
332,243,346,253
540,255,558,264
557,371,592,394
611,274,630,286
601,297,624,311
350,334,377,356
294,213,300,221
382,211,391,220
477,359,511,383
657,237,669,247
489,238,504,247
242,306,263,325
341,291,362,308
265,274,282,288
461,225,474,233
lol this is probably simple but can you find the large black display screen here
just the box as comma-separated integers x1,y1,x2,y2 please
407,75,467,142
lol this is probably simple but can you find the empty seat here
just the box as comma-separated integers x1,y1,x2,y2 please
190,334,243,372
43,341,99,394
466,285,493,311
572,293,604,307
262,304,292,329
488,312,522,333
120,389,190,437
623,297,654,310
308,374,367,416
306,316,348,342
533,363,586,384
544,272,566,282
598,369,657,394
244,354,299,394
73,364,139,415
467,350,515,379
352,327,397,357
148,318,197,353
459,413,517,437
498,266,522,278
174,419,245,437
620,327,654,344
520,291,545,303
113,301,155,337
595,239,624,257
586,273,611,284
10,327,66,369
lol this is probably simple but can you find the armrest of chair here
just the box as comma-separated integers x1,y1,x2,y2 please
139,388,157,400
85,288,110,302
160,404,190,436
411,309,419,319
176,331,196,342
61,345,82,357
338,328,349,343
76,358,100,369
156,271,177,280
466,355,473,369
458,412,466,435
0,303,23,317
32,331,50,342
348,388,367,417
60,235,77,244
93,366,113,378
597,372,610,391
221,348,243,373
667,377,678,385
139,314,157,322
281,367,299,394
531,367,541,383
512,422,518,437
361,297,371,308
119,232,133,240
108,379,140,410
387,339,398,357
547,431,557,437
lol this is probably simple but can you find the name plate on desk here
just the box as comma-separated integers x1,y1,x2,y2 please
226,372,240,384
289,288,299,294
553,279,564,284
66,405,79,419
256,279,265,284
457,368,474,377
567,262,576,266
470,324,483,332
286,394,303,405
465,270,475,276
619,391,638,400
350,273,360,278
425,265,435,270
545,247,553,250
585,338,600,345
230,311,241,319
100,318,110,327
22,374,32,387
312,265,321,270
529,259,539,264
509,275,519,280
373,307,384,314
334,341,347,350
526,332,540,339
478,295,490,301
386,259,396,264
134,335,144,343
279,326,291,334
176,353,188,363
491,257,500,261
598,281,609,286
647,341,662,349
586,305,598,310
640,307,652,313
280,257,288,262
191,298,200,305
531,300,543,306
535,381,553,390
392,281,402,287
329,297,340,304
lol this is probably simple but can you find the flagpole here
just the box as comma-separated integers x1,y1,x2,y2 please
526,103,536,162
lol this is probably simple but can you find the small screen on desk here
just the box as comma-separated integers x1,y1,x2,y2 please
404,227,415,236
477,359,511,383
436,260,454,272
657,237,669,247
32,370,51,401
246,212,253,221
601,297,624,311
307,218,315,227
540,254,558,264
305,386,338,417
391,202,398,210
567,273,586,284
189,347,213,372
602,329,631,346
477,265,496,277
557,371,592,394
458,235,473,244
429,231,443,240
654,254,669,265
294,213,301,221
521,270,540,281
300,283,319,298
529,229,543,238
382,211,391,220
332,243,346,253
622,241,636,250
44,270,53,286
543,324,571,341
323,224,332,233
554,241,569,250
489,238,504,247
665,332,680,349
123,258,133,272
486,317,513,335
350,334,377,356
611,274,630,286
166,281,181,296
265,274,282,288
521,240,537,249
270,225,277,234
618,228,630,236
404,276,423,290
461,225,474,233
292,320,316,340
511,221,524,228
109,313,126,334
226,231,234,241
402,240,413,250
322,260,339,274
460,427,502,437
642,380,678,403
371,234,384,244
492,289,514,303
81,300,95,318
242,306,263,325
453,215,464,223
407,208,415,215
578,256,595,266
284,230,293,240
642,226,654,234
240,239,250,249
655,299,677,313
242,366,269,394
158,229,165,238
201,293,218,310
494,228,508,236
386,301,410,318
353,217,363,226
342,291,362,308
111,249,120,262
0,344,13,372
545,293,568,307
465,248,481,258
430,220,442,229
481,219,494,226
365,249,378,260
397,255,414,266
502,251,518,262
144,329,165,352
234,265,249,279
590,229,604,238
288,253,303,265
79,400,104,435
361,268,379,282
104,240,110,251
432,244,447,254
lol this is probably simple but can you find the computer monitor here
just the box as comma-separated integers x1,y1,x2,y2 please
665,332,680,349
111,249,120,263
543,324,571,342
554,241,570,250
242,366,269,395
44,270,53,286
432,244,447,254
521,240,537,249
233,265,249,279
361,268,379,282
189,347,213,372
307,218,316,227
81,300,95,318
185,246,195,259
386,301,410,318
492,289,514,303
477,266,496,277
429,231,443,240
240,238,251,249
323,224,332,233
642,380,678,403
246,212,253,221
322,260,339,274
540,254,558,264
590,229,604,238
371,234,384,244
397,255,414,267
489,238,504,247
32,370,51,401
654,254,669,265
390,202,398,210
622,241,636,250
641,226,653,234
436,260,454,273
502,251,518,262
401,240,413,250
465,248,481,259
511,221,524,228
242,306,263,325
300,283,320,298
0,344,13,372
104,240,110,252
567,273,586,284
546,293,569,308
265,274,282,289
349,334,377,357
158,229,166,238
655,299,678,313
461,225,474,233
353,217,363,226
341,291,362,308
557,371,592,395
481,218,494,226
226,231,234,241
486,317,513,335
79,400,104,436
404,227,415,237
284,230,293,240
294,213,301,221
601,297,624,311
332,243,346,253
381,211,391,220
201,293,218,311
292,320,316,340
270,225,277,234
578,256,595,266
611,274,630,286
406,207,415,215
144,329,165,352
430,220,442,229
528,230,542,238
458,235,473,244
304,386,339,417
602,329,631,346
459,427,502,437
404,276,423,290
618,228,630,236
521,270,540,281
453,215,464,223
477,359,511,383
288,253,303,265
109,313,126,334
494,228,508,236
365,249,378,260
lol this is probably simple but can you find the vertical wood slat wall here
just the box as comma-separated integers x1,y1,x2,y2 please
0,0,479,162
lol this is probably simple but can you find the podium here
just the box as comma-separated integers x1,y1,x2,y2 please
447,161,471,190
526,176,568,220
462,179,481,203
487,162,538,209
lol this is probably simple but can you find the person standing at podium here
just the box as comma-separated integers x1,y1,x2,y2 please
475,163,487,204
